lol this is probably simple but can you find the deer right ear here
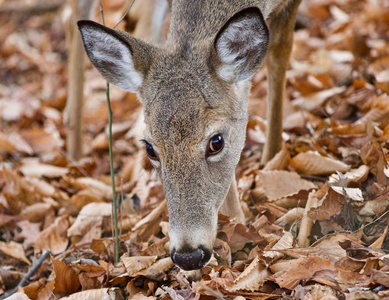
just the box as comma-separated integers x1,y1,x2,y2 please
78,20,153,93
214,7,269,84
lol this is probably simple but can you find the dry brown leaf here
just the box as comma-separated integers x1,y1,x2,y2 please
20,202,54,222
228,256,271,292
52,259,81,295
312,232,363,263
5,293,31,300
345,290,380,300
370,227,388,249
35,215,70,255
257,170,316,201
360,94,389,126
65,177,113,199
17,220,41,247
263,231,294,261
263,145,290,171
308,187,345,220
291,151,350,175
2,167,56,213
121,256,158,276
59,288,109,300
329,165,369,183
130,294,156,300
331,186,364,201
137,257,174,280
0,132,33,154
283,110,322,130
298,190,319,247
20,160,68,178
21,277,48,300
219,223,261,252
67,202,111,241
130,200,168,242
36,280,55,300
371,269,389,288
70,190,104,210
272,256,335,289
20,128,63,154
375,70,389,94
360,141,388,186
360,192,389,217
298,284,338,300
0,241,31,265
274,207,305,227
270,259,300,274
293,86,346,111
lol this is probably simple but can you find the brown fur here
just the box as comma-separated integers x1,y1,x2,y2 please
78,0,301,270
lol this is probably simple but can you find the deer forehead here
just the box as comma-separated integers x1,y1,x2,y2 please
144,96,209,145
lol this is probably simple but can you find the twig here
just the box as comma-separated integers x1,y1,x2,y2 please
300,174,327,182
59,148,89,177
120,177,124,236
0,250,51,300
100,2,120,264
113,0,136,29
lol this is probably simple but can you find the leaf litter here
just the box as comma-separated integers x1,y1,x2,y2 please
0,0,389,299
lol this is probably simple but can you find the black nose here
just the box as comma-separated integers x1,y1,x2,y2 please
171,246,211,270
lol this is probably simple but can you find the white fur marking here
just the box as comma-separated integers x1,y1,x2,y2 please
216,14,267,82
83,26,143,92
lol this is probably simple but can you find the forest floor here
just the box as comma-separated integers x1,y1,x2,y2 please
0,0,389,299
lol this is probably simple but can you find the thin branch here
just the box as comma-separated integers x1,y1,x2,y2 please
99,1,120,264
113,0,136,29
0,250,51,300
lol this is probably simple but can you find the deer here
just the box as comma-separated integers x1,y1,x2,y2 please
77,0,302,271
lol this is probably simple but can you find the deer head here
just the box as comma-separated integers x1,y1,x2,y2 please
78,5,269,270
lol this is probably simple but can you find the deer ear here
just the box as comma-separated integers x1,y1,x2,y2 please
78,20,153,93
214,7,269,84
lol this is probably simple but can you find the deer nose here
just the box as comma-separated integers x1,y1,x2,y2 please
171,246,211,270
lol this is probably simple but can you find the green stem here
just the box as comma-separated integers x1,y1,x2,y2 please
106,82,120,263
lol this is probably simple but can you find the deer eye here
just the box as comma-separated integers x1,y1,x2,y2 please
145,141,158,160
208,134,224,156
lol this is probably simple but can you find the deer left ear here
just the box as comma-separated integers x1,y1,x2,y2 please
214,7,269,84
78,20,154,94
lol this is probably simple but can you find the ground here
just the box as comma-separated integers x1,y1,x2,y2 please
0,0,389,299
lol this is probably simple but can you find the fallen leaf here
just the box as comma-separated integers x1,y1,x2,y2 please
59,288,109,300
375,70,389,94
228,256,271,292
67,202,111,242
308,187,345,220
20,160,68,178
35,215,70,255
263,146,290,171
291,151,350,175
20,128,63,154
272,256,335,289
257,170,316,201
293,87,346,111
329,165,369,183
5,293,31,300
52,259,81,295
0,132,33,154
263,231,294,261
130,200,168,242
137,257,174,280
274,207,305,228
0,241,31,265
121,256,158,276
